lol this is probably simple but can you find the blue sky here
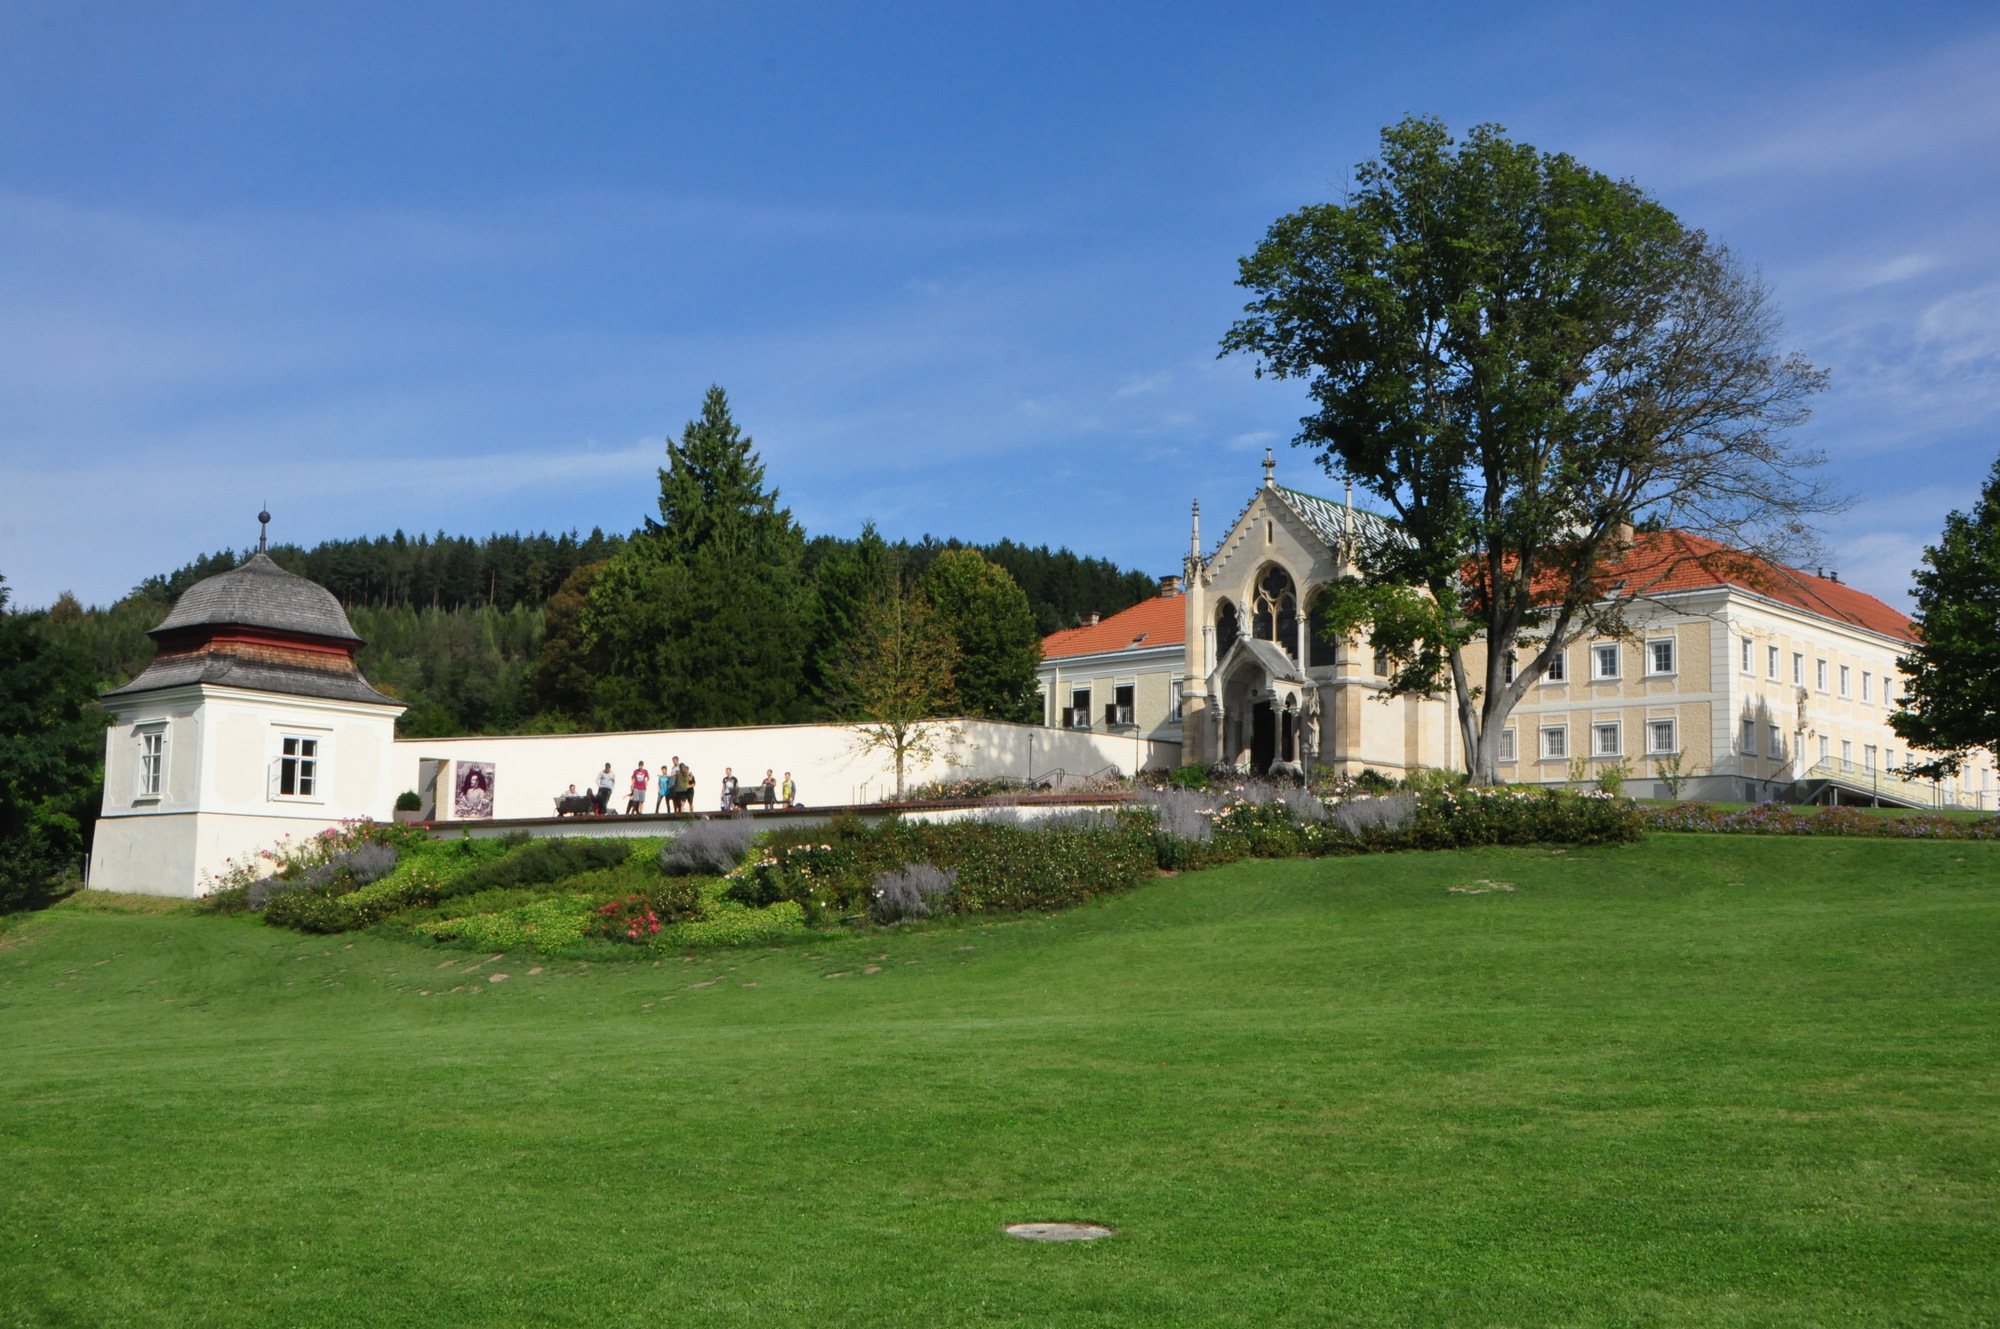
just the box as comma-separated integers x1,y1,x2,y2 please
2,1,1996,611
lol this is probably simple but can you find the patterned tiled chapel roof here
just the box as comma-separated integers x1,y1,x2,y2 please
1271,486,1400,557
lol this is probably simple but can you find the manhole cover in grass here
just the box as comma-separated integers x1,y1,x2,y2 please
1004,1223,1114,1242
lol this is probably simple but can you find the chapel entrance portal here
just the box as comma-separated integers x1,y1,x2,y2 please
1251,702,1276,774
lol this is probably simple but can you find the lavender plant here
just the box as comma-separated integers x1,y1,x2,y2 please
870,862,959,923
661,818,761,875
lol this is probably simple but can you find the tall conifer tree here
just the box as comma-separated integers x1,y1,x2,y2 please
582,388,808,729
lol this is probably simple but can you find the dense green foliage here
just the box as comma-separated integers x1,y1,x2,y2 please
1892,450,2000,778
0,578,107,912
918,549,1043,722
7,836,1997,1325
149,529,626,614
1224,116,1828,783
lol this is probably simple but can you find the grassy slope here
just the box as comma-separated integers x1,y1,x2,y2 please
1,836,1994,1328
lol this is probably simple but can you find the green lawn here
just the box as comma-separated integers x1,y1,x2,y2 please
2,835,1995,1327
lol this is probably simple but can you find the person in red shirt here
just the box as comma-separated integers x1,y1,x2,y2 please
625,762,649,816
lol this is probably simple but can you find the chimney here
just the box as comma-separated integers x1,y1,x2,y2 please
1828,570,1839,584
1158,574,1183,596
1612,520,1635,550
1081,612,1100,627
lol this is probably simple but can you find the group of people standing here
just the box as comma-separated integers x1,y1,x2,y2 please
561,759,798,817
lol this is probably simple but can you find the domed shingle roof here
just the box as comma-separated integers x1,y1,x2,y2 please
150,552,361,644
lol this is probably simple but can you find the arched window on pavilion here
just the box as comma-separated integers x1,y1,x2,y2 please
1251,566,1298,659
1214,600,1239,658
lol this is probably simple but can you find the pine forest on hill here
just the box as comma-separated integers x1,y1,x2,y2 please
27,424,1161,739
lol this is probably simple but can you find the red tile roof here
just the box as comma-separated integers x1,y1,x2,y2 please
1042,594,1186,660
1600,531,1914,641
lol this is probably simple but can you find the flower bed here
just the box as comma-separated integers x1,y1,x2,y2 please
1641,802,2000,839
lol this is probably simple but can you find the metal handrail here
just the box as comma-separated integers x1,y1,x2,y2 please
1801,756,1962,809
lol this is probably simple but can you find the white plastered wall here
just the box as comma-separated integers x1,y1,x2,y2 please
396,719,1180,822
90,684,404,897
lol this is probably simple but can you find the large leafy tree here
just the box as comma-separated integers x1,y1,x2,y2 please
580,387,809,729
1891,453,2000,779
919,549,1041,722
0,576,107,912
1223,117,1837,783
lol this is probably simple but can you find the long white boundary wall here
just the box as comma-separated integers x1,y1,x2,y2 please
396,720,1179,821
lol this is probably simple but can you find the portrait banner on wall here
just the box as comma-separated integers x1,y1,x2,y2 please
454,762,496,819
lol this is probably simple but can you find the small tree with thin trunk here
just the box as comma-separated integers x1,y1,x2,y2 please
1222,117,1841,784
1891,451,2000,780
832,583,960,801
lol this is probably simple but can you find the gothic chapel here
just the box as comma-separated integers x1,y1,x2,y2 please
1179,453,1459,775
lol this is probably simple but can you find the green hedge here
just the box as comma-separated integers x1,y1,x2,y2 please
736,813,1158,918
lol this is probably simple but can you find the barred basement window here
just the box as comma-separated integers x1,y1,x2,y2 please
1541,726,1567,759
1594,723,1621,756
1498,729,1516,762
1647,719,1676,754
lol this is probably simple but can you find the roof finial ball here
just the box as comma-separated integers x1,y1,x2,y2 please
1263,447,1276,489
258,505,271,554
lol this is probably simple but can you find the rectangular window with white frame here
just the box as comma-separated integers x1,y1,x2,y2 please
1169,678,1185,723
1543,650,1566,683
1593,643,1620,679
1541,726,1568,759
1106,683,1135,728
1647,719,1676,754
1839,665,1851,698
1648,640,1675,675
1498,728,1516,762
1741,717,1757,755
273,735,320,800
135,725,166,800
1818,735,1829,761
1817,658,1828,691
1861,671,1872,703
1864,744,1877,772
1594,722,1621,757
1841,739,1852,764
1501,652,1515,684
1741,636,1753,673
1065,688,1091,730
1769,725,1783,760
1793,652,1804,685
